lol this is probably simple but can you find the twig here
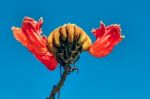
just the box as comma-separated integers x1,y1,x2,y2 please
47,69,68,99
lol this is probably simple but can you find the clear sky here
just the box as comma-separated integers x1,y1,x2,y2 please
0,0,150,99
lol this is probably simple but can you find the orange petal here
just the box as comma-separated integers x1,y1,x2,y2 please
12,27,28,46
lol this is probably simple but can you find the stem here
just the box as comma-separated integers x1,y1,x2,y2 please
47,69,68,99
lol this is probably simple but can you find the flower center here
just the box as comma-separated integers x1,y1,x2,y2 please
55,37,82,67
47,24,91,67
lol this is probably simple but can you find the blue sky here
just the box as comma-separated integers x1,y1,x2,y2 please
0,0,150,99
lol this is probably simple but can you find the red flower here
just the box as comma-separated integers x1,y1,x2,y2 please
89,21,124,57
12,17,58,70
12,17,124,71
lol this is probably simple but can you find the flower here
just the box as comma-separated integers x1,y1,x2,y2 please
12,17,124,71
89,21,124,57
12,17,124,99
12,17,58,70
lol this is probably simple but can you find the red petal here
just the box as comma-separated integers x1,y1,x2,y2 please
35,52,58,70
89,22,123,57
92,21,105,39
22,20,45,48
12,17,58,71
